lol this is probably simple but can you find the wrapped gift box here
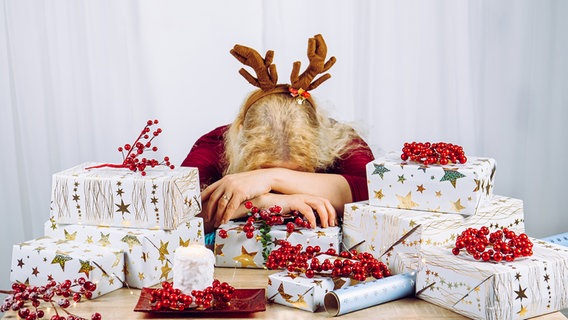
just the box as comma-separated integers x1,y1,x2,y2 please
541,232,568,247
10,236,124,298
342,195,524,274
267,270,351,312
214,221,341,268
367,153,496,215
44,217,204,288
415,239,568,320
50,162,201,230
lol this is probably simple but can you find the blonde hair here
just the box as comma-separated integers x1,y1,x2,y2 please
223,93,363,175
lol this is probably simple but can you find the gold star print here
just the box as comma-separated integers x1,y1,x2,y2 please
141,252,149,262
518,305,528,317
416,185,425,193
515,284,528,301
86,236,93,244
34,246,46,254
315,231,326,238
72,194,80,201
116,188,124,196
233,246,258,268
151,196,158,205
435,190,442,198
313,280,323,287
78,260,95,277
112,252,122,267
544,274,550,282
98,232,111,247
473,179,481,192
214,243,224,256
51,254,73,271
115,199,131,216
160,263,172,280
64,229,77,240
350,204,359,211
49,217,57,230
138,272,145,281
108,277,114,285
374,189,384,200
515,273,522,281
451,199,466,213
158,240,170,262
396,192,419,210
121,235,142,250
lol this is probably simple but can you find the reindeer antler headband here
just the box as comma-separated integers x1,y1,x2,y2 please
230,34,336,111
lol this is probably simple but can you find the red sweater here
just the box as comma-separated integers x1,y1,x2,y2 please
181,125,374,202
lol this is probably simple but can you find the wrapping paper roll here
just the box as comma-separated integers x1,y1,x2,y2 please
324,272,416,316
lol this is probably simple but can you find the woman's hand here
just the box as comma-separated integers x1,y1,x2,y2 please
201,169,274,227
263,193,337,228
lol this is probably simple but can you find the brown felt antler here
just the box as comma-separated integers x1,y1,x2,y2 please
230,45,278,91
290,34,336,91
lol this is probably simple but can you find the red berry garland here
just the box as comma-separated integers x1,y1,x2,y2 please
150,280,235,311
266,241,392,281
0,278,101,320
401,142,467,166
452,226,533,262
85,119,174,176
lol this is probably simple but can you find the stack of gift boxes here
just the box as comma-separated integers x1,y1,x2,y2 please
343,152,568,319
10,162,205,298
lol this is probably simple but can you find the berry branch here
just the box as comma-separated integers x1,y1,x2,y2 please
452,226,533,262
150,280,235,311
0,278,101,320
85,119,174,176
401,142,467,166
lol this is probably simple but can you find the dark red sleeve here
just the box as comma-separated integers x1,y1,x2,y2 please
180,125,228,190
328,137,375,202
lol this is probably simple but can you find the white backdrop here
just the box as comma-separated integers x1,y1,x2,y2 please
1,0,567,298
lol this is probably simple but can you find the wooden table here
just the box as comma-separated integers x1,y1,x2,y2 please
2,268,567,319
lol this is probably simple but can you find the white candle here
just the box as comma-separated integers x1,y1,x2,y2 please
173,244,215,294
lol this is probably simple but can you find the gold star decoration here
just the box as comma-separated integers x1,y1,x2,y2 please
515,284,528,301
141,252,149,262
473,179,481,192
158,240,170,262
116,188,124,196
115,199,131,216
179,237,190,247
86,236,93,244
435,190,442,198
98,232,111,247
233,246,258,268
64,229,77,240
160,262,172,280
451,199,466,213
112,252,122,267
515,272,522,281
416,184,425,193
32,267,40,277
151,196,159,205
78,260,95,277
396,192,419,210
72,194,80,202
138,272,145,281
214,243,225,256
51,254,73,271
374,189,384,200
120,235,142,250
518,305,528,317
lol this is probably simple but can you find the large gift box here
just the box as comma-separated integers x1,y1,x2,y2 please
342,195,525,274
10,236,124,298
367,154,496,215
267,270,352,312
214,221,341,268
415,240,568,320
50,162,201,230
44,217,204,288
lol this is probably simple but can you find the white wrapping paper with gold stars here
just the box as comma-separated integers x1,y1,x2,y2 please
342,195,525,274
267,270,352,312
50,162,201,230
367,154,496,215
214,221,341,268
415,240,568,320
43,217,204,288
10,236,124,298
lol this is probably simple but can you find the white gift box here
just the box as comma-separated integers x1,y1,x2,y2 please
267,270,351,312
415,240,568,320
367,154,496,215
214,221,341,268
44,217,204,288
10,236,124,298
342,195,525,274
50,162,201,230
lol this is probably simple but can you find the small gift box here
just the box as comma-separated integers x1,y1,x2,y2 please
50,162,201,230
214,221,341,268
44,217,204,288
342,195,525,274
10,236,124,298
415,240,568,320
267,270,351,312
367,153,496,215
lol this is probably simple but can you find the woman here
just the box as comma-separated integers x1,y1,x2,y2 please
181,34,374,233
